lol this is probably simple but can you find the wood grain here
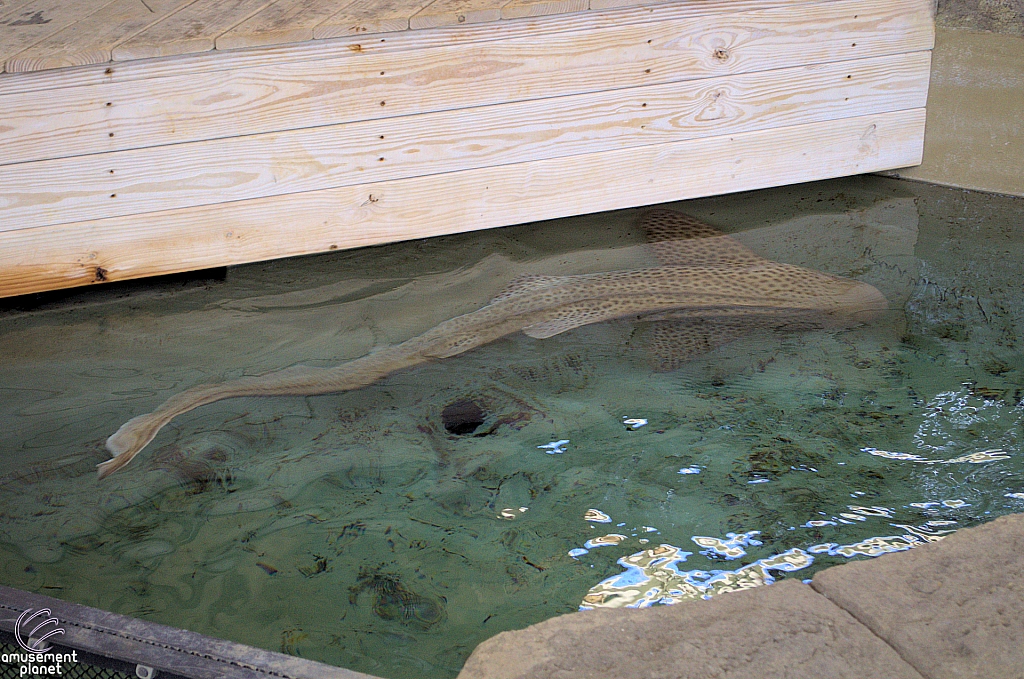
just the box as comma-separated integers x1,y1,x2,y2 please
112,0,277,60
0,109,926,298
590,0,678,10
313,0,438,38
501,0,586,20
4,0,197,73
1,0,120,70
0,0,935,165
217,0,357,50
0,52,931,231
0,0,822,95
409,0,505,30
0,1,38,14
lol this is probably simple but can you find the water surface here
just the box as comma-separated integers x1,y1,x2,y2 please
1,177,1022,678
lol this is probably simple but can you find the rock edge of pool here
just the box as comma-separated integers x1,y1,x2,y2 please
458,512,1024,679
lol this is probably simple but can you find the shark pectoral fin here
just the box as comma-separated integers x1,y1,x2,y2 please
643,319,753,371
422,335,482,359
522,304,628,339
522,319,579,339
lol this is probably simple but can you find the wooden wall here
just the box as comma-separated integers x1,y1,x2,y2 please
0,0,934,298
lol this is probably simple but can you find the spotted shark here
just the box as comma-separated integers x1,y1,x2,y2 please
98,209,887,479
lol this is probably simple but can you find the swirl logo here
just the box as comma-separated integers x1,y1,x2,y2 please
14,608,65,653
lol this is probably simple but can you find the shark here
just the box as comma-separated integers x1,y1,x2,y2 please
98,209,887,479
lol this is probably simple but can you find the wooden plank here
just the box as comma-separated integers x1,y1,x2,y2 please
4,0,197,73
0,0,822,94
112,0,277,60
590,0,676,10
0,51,931,231
0,109,926,298
409,0,504,30
0,0,120,70
313,0,438,38
0,0,935,166
0,1,39,19
501,0,586,20
216,0,357,50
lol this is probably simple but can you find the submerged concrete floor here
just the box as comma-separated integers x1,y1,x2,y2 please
457,513,1024,679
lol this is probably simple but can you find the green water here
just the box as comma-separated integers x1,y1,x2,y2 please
1,176,1022,678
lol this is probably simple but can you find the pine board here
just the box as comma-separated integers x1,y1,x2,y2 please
313,0,440,39
500,0,587,20
4,0,198,73
0,0,120,65
112,0,277,60
0,109,926,298
0,0,935,166
409,0,505,30
0,0,824,94
216,0,360,50
0,51,931,231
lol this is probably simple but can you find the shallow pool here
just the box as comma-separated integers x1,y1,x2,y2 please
1,176,1021,678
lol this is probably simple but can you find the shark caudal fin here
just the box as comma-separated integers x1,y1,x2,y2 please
98,412,168,480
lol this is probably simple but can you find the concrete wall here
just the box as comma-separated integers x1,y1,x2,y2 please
884,0,1024,196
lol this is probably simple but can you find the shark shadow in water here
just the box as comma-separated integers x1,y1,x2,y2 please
98,209,887,479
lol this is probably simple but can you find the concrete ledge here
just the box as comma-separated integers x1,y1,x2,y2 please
812,513,1024,679
458,514,1024,679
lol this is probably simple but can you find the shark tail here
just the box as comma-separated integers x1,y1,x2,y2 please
99,382,231,480
98,352,424,480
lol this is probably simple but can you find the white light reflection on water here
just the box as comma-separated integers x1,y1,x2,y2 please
576,507,967,609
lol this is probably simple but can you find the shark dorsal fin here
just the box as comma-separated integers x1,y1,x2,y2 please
640,209,764,268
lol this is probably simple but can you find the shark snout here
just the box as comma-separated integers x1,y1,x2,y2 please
833,281,889,323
